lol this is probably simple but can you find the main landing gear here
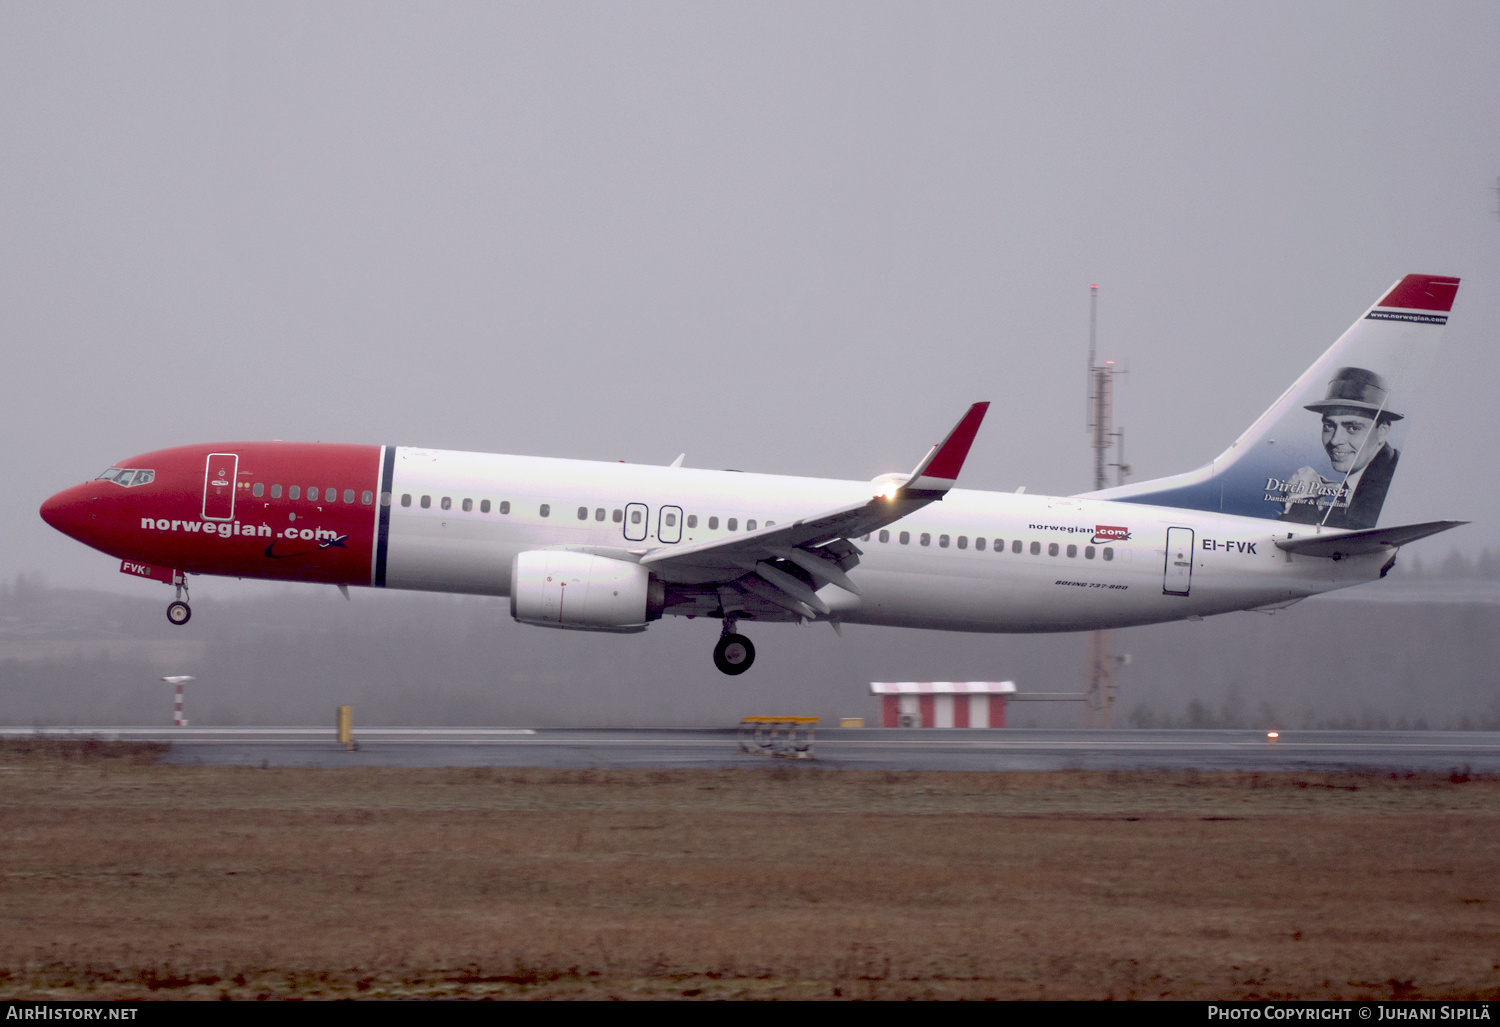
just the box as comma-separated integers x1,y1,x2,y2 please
166,574,191,626
713,615,755,676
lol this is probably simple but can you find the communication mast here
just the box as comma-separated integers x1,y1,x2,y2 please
1085,286,1128,727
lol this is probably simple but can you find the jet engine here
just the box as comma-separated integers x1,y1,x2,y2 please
510,550,664,632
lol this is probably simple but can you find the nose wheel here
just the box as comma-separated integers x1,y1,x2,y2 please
713,615,755,675
166,573,191,626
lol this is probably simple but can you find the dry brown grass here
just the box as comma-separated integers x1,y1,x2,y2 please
0,740,1497,999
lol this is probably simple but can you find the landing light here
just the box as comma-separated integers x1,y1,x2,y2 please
1267,731,1280,741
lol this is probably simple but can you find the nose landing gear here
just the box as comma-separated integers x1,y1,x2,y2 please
713,615,755,675
166,573,191,626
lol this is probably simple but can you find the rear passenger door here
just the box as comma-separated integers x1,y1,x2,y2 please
1163,527,1194,596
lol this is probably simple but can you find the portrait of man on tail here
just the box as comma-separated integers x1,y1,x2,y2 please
1278,366,1401,530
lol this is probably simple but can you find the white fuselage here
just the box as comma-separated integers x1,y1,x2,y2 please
381,447,1385,632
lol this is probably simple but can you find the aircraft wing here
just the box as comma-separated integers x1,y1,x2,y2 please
639,402,989,617
1274,519,1467,559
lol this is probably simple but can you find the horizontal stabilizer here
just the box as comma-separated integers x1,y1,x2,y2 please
1274,520,1467,559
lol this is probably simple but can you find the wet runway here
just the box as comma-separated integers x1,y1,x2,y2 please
6,726,1500,773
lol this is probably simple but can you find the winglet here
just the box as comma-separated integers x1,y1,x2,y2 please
901,402,990,496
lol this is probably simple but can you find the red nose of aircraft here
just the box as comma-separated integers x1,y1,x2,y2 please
40,482,103,548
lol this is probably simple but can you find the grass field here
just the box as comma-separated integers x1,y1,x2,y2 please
1,738,1497,1000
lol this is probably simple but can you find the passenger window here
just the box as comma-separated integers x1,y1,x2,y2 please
290,486,301,500
939,534,950,548
1085,545,1095,559
1067,544,1077,558
686,515,697,528
1048,543,1059,556
597,508,606,521
362,490,374,505
728,518,738,531
441,497,452,511
861,534,870,542
540,504,550,517
611,508,621,522
975,537,985,551
462,498,473,512
1103,547,1114,561
1029,541,1040,555
344,489,355,503
709,517,719,529
252,483,264,498
899,531,910,545
480,499,491,513
401,494,411,507
577,506,588,520
380,492,391,507
271,484,283,499
879,530,890,543
666,513,677,527
326,487,336,501
957,536,967,550
307,487,319,502
766,521,775,527
630,510,642,525
420,495,431,509
500,501,511,514
1013,540,1023,554
746,519,756,531
920,533,931,546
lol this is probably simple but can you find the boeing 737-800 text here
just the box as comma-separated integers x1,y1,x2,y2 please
41,274,1464,674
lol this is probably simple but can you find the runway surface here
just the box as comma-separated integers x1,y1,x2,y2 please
5,726,1500,772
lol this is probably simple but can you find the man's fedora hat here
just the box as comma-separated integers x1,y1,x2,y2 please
1304,366,1403,421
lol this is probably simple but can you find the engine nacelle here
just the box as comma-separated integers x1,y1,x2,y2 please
510,550,663,632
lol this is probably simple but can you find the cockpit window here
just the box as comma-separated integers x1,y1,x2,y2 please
96,468,153,487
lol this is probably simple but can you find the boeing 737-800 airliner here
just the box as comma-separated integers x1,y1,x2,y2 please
41,274,1464,674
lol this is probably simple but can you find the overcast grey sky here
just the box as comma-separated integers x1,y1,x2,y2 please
5,1,1498,594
